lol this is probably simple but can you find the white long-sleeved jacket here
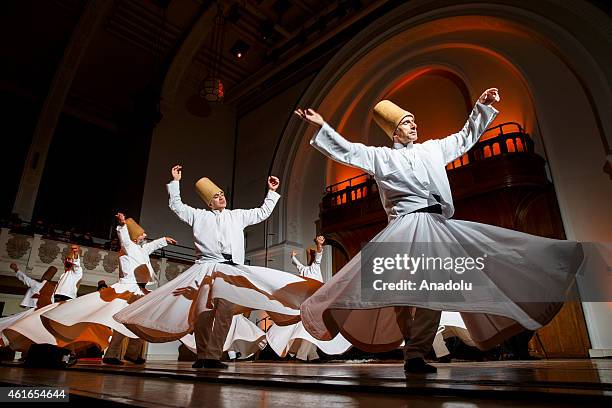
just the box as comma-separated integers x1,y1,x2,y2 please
291,251,323,282
167,180,280,265
116,224,167,284
15,269,46,308
54,257,83,299
310,102,498,220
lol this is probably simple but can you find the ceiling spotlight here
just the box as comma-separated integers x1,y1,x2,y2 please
259,20,275,41
230,40,250,59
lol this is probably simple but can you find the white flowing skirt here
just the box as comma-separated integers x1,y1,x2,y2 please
41,282,144,342
266,322,351,360
114,262,321,342
3,303,111,352
180,315,267,358
0,308,35,347
432,311,475,358
301,212,584,352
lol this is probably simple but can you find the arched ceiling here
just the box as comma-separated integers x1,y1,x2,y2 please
2,0,391,122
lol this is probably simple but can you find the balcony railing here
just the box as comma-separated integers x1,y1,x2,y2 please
323,122,534,210
0,228,193,290
446,122,534,170
322,174,378,209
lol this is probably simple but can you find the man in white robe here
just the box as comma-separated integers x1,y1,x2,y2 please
41,213,175,365
291,236,325,282
169,166,280,369
53,244,82,302
294,89,581,374
102,213,174,365
267,236,351,360
0,264,57,347
11,263,57,309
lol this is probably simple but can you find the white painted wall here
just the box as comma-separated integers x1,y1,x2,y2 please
139,79,236,249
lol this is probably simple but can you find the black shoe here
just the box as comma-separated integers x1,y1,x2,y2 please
65,354,78,367
102,358,124,366
404,357,437,374
436,355,452,363
202,359,228,369
192,359,205,368
125,356,146,365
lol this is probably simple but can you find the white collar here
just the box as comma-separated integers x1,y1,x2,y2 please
393,142,414,150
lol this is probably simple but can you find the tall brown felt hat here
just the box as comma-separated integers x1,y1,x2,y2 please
373,100,411,139
126,218,145,241
195,177,223,205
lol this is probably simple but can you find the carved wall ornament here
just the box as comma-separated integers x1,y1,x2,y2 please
150,259,161,273
102,251,119,274
83,248,102,270
7,235,31,259
165,263,180,281
38,241,60,263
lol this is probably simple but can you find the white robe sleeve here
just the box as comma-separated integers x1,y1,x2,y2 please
15,269,38,288
116,224,140,256
72,257,83,281
310,123,377,174
142,237,168,255
167,180,197,226
237,190,280,227
291,256,306,275
313,250,322,266
303,251,323,281
436,102,498,165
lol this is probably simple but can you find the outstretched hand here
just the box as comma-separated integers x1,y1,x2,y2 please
171,165,182,181
165,237,177,245
294,108,325,127
478,88,500,106
116,212,126,226
268,176,280,192
172,280,200,300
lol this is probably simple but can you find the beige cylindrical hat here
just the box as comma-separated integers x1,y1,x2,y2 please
373,100,411,139
195,177,223,205
126,218,145,241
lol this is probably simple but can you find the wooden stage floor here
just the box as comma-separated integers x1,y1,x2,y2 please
0,359,609,407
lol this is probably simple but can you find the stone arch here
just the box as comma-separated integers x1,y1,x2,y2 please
270,1,612,352
274,1,611,248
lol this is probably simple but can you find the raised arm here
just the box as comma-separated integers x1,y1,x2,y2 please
115,213,140,257
302,251,323,280
291,253,307,275
237,176,281,227
294,108,377,174
167,165,197,226
437,88,500,165
11,263,38,288
71,256,83,280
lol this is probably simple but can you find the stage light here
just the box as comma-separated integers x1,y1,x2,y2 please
231,40,250,59
259,20,275,41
